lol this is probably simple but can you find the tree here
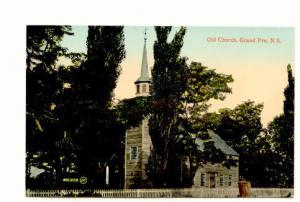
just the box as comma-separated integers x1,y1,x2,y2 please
282,64,294,167
26,26,73,188
147,27,234,187
115,96,151,128
198,101,265,183
192,65,294,188
215,101,265,186
180,62,236,186
60,26,126,187
268,64,294,187
147,26,188,187
197,100,290,187
27,26,127,189
26,26,73,70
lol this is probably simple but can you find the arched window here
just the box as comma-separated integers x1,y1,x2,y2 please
136,85,140,94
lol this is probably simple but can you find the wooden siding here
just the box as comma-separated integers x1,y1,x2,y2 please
125,118,152,188
193,162,239,188
125,119,239,189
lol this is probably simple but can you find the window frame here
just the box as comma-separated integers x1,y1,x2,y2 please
219,174,224,187
130,146,138,161
200,173,206,187
228,175,232,187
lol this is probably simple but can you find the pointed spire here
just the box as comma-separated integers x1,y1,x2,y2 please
135,28,150,83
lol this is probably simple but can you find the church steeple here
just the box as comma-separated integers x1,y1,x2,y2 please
135,29,151,96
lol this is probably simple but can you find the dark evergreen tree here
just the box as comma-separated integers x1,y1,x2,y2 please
283,64,294,167
26,26,73,69
26,26,73,188
27,25,127,189
268,64,294,187
64,26,126,187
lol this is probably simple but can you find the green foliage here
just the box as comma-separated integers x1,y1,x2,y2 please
26,26,74,188
26,26,127,189
26,26,73,69
146,151,167,187
147,26,234,188
267,64,294,187
207,101,265,185
185,62,233,103
219,101,264,146
189,65,294,188
194,100,290,187
62,26,126,187
65,52,87,67
284,64,294,121
75,26,126,109
148,26,188,187
115,96,151,128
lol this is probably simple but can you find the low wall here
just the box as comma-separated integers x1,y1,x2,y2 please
26,188,293,198
251,188,293,198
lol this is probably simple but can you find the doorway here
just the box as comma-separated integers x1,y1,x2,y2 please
209,173,216,188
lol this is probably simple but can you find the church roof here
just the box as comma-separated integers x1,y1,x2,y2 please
135,33,151,83
195,129,239,156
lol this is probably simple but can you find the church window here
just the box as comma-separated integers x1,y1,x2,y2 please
228,175,232,186
142,84,147,93
200,173,206,186
219,174,224,187
136,85,140,94
130,146,138,160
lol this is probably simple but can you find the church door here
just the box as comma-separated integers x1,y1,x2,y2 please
209,173,216,188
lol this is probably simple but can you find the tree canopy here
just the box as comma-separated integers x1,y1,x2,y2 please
26,26,74,188
26,26,294,190
26,26,127,189
196,101,266,186
146,26,235,187
267,64,294,187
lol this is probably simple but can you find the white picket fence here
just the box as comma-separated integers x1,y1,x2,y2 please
26,188,293,198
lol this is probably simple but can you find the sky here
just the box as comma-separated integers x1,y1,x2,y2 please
60,26,294,127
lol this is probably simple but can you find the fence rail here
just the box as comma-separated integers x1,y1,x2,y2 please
26,188,293,198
